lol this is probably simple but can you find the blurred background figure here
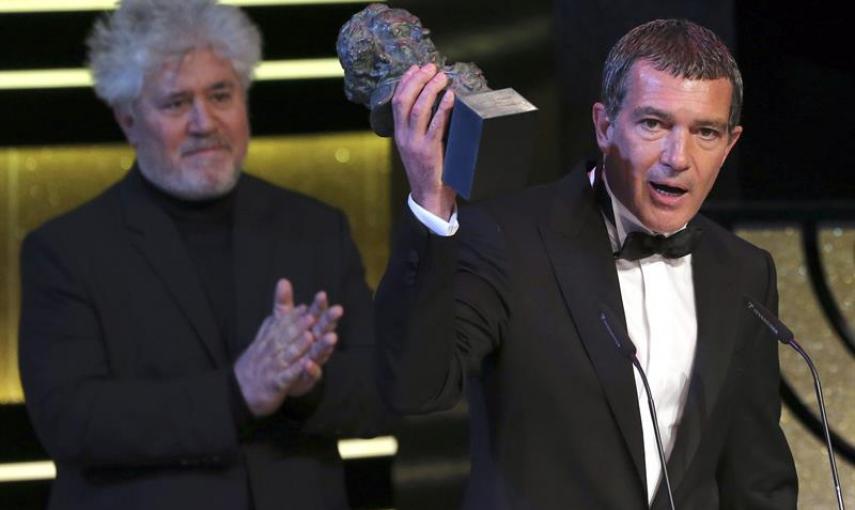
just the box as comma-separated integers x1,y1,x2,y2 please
16,1,388,509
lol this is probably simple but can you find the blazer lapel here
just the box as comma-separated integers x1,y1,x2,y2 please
120,169,228,365
653,219,742,507
232,175,318,355
232,175,278,354
538,169,647,489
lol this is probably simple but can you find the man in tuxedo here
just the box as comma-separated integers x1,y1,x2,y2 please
18,1,387,508
375,18,797,509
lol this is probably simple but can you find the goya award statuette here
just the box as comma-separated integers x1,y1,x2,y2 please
337,4,537,201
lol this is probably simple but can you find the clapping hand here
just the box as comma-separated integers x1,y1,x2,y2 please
234,279,343,417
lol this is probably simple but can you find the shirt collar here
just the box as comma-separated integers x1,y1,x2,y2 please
589,167,689,257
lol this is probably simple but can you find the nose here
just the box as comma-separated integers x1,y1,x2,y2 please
188,98,215,134
660,128,690,172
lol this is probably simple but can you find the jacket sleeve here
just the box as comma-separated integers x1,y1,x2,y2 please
374,206,509,415
18,230,243,468
716,250,798,508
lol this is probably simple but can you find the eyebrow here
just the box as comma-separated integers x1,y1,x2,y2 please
159,80,236,99
631,106,728,131
208,80,235,92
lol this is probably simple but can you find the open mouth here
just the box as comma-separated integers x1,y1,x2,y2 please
649,181,687,197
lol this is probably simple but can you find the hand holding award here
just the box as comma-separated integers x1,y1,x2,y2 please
337,4,537,201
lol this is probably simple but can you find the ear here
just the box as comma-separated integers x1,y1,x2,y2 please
113,105,137,146
592,102,613,152
720,125,743,166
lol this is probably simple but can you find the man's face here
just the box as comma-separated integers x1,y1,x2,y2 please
593,61,742,233
116,48,250,200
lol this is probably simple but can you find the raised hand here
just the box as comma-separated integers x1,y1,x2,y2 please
288,290,344,397
234,303,315,417
234,280,346,415
392,63,457,220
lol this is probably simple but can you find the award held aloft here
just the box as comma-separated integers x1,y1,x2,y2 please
337,4,537,201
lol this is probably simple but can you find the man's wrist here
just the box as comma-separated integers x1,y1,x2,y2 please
408,194,459,237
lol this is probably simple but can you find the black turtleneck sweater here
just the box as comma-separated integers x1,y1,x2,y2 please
140,177,240,358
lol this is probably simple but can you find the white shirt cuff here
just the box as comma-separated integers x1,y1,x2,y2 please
407,194,459,237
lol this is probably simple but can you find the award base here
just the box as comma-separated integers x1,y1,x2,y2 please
443,88,538,201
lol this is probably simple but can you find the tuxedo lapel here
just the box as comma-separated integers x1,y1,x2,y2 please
689,225,741,422
653,218,742,506
538,169,647,489
120,169,228,365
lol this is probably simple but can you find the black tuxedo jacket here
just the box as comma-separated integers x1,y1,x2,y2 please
19,169,388,510
375,168,797,509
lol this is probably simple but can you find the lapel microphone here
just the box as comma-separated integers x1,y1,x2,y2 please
600,308,676,510
745,297,846,510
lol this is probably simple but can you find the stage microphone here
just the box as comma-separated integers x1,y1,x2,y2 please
600,308,676,510
745,296,846,510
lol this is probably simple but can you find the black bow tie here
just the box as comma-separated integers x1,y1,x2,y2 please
615,227,703,261
591,166,702,261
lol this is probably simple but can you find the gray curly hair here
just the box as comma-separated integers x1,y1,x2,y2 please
87,0,262,108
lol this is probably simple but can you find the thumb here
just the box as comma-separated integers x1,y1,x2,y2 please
273,278,294,317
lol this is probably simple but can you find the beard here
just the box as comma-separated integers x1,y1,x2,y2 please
136,135,244,201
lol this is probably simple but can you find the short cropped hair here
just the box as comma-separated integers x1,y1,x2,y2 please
87,0,262,108
602,19,743,130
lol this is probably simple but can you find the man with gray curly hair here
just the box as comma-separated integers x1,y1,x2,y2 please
87,0,261,201
18,1,388,509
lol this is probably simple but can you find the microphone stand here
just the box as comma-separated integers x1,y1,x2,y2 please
601,310,676,510
746,297,846,510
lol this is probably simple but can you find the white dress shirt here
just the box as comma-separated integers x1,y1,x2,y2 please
407,178,697,504
597,172,697,503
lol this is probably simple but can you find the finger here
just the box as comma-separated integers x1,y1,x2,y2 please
312,304,343,337
307,291,328,321
391,65,421,135
272,304,310,344
308,332,337,366
277,329,314,362
408,68,449,136
272,278,294,317
267,308,311,357
302,359,323,381
427,89,455,142
395,64,420,95
391,64,423,116
273,357,307,392
392,63,438,135
306,331,337,362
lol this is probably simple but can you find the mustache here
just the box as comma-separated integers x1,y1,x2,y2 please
180,136,231,156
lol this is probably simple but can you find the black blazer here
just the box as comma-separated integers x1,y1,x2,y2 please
375,167,797,509
19,169,388,510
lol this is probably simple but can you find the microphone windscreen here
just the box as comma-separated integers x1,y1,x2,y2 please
744,296,795,344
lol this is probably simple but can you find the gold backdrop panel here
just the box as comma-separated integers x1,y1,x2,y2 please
738,227,855,509
0,133,390,404
243,134,391,288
